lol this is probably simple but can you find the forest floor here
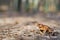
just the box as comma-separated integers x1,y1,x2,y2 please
0,11,60,40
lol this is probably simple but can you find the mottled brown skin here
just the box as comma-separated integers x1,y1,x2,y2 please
37,24,53,35
27,21,54,35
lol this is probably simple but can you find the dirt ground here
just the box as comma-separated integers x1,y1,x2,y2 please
0,11,60,40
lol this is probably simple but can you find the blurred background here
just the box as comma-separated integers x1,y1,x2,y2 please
0,0,60,19
0,0,60,40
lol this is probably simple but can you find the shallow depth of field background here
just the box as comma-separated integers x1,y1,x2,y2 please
0,0,60,24
0,0,60,40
